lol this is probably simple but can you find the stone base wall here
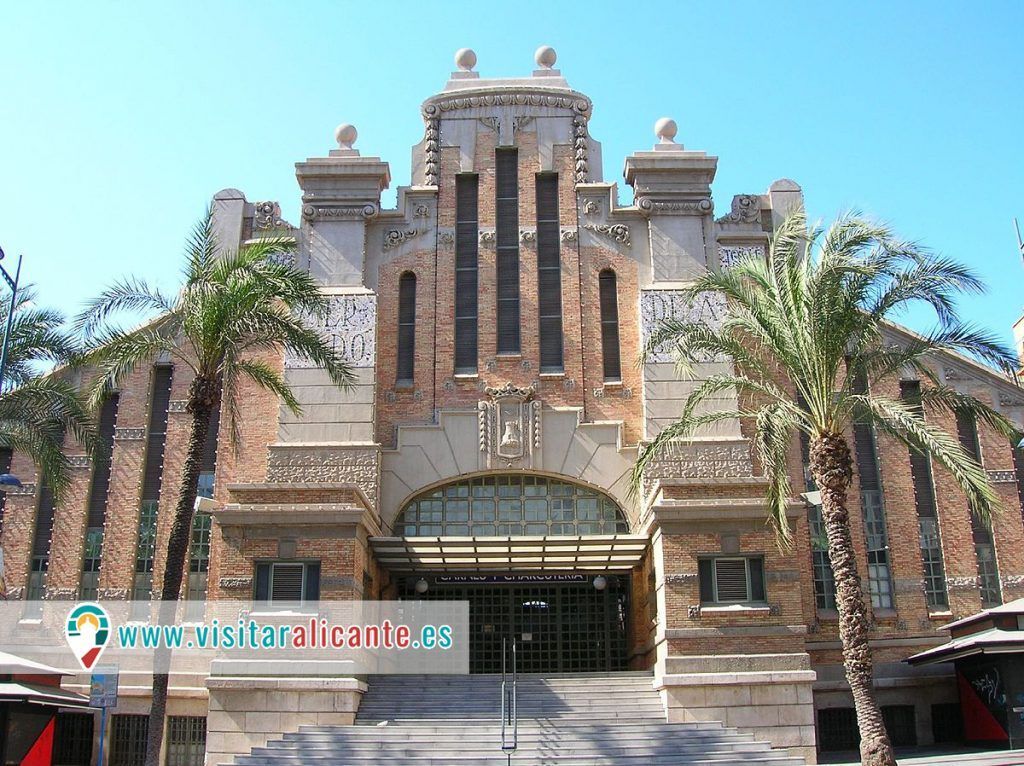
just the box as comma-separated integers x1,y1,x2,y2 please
205,676,366,766
657,653,817,764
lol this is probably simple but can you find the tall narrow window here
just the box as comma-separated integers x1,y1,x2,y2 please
900,381,948,608
536,173,563,371
132,365,173,617
1013,443,1024,528
598,270,621,381
495,149,520,354
956,410,1002,607
797,391,836,610
81,393,120,600
851,373,894,609
454,174,479,374
396,272,416,385
26,479,56,617
187,402,219,621
0,447,12,537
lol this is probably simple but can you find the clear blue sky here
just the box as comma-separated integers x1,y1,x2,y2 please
3,2,1022,347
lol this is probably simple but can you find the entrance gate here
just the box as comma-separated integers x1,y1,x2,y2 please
403,575,629,674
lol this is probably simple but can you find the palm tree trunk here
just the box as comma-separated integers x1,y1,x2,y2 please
808,431,895,766
144,375,219,766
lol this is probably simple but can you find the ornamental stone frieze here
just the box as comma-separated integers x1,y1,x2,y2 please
716,194,761,224
267,446,379,509
114,427,146,441
68,455,91,469
718,244,765,271
583,223,631,248
382,228,425,251
987,470,1016,483
640,290,728,363
301,203,379,221
285,294,376,369
642,441,754,482
635,197,713,216
478,382,542,468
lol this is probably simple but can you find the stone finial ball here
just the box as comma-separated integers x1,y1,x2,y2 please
334,123,357,149
535,45,557,69
654,117,678,143
455,48,477,71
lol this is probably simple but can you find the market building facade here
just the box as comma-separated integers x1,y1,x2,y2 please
5,47,1024,765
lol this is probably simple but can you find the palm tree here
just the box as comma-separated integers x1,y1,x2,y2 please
632,211,1019,766
0,288,95,499
76,210,355,766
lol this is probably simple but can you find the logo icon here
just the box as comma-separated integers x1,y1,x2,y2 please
65,603,111,670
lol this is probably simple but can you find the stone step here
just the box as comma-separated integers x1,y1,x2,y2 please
236,755,805,766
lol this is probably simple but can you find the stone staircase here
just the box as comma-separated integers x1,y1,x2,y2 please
233,672,807,765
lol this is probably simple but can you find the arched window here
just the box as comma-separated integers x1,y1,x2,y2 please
397,474,629,536
397,272,416,385
598,270,621,381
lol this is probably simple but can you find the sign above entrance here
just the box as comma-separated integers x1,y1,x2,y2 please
436,574,588,584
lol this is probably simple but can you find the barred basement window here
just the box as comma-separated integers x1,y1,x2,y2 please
598,270,621,381
882,704,918,747
109,714,148,766
851,373,894,609
698,557,766,604
900,381,948,608
454,174,479,374
818,707,859,751
495,149,520,354
254,561,321,606
931,702,964,743
956,410,1002,607
81,392,119,600
54,712,94,765
167,715,206,766
396,272,417,384
536,173,563,372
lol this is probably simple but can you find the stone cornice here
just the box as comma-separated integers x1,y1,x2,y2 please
421,86,592,120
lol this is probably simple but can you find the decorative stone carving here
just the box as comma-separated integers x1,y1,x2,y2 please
168,400,188,413
114,427,145,441
477,116,500,133
423,117,440,186
636,197,713,216
560,228,577,243
513,115,535,132
7,482,36,496
987,470,1016,483
642,441,754,481
582,200,599,216
1000,393,1024,407
640,290,728,363
519,229,536,244
219,577,254,590
665,573,697,584
383,229,424,251
478,383,541,467
943,366,967,382
253,201,286,230
438,231,455,249
97,587,130,600
285,294,375,368
573,114,589,184
718,244,765,271
45,587,77,600
716,194,761,224
583,223,630,248
68,455,91,469
267,446,378,508
687,605,701,619
302,204,378,221
479,230,496,246
1002,575,1024,588
422,92,592,119
413,204,430,219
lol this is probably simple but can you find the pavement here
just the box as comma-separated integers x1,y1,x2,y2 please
820,748,1024,765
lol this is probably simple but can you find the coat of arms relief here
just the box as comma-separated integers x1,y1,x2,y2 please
478,382,542,468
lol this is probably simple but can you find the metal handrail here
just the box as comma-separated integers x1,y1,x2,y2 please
501,636,518,758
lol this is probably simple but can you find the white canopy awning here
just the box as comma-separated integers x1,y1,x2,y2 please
370,535,649,573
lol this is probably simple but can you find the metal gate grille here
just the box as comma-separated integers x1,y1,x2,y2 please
404,575,629,674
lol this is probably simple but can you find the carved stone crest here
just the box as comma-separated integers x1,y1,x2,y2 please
478,382,541,467
253,201,286,230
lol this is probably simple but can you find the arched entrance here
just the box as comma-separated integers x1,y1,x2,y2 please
376,473,643,674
